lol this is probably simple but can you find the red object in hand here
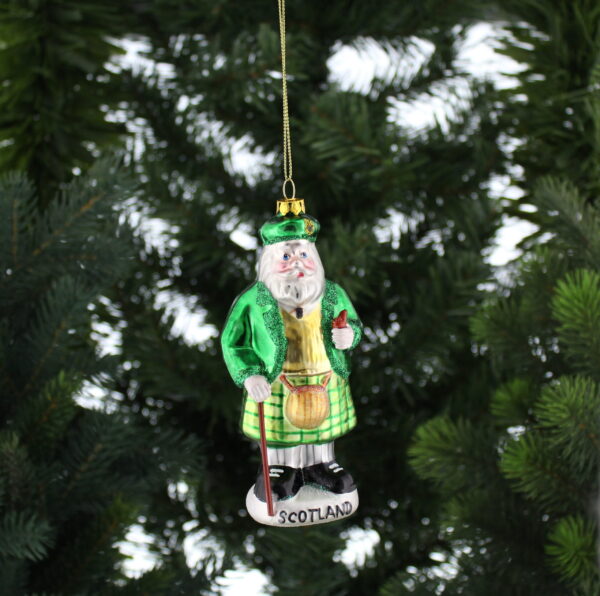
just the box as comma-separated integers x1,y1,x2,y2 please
332,309,348,328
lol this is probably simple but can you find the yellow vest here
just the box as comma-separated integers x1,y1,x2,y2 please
281,305,330,375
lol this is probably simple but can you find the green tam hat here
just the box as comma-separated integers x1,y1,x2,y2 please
260,213,320,246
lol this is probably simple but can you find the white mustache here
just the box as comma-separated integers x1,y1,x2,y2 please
280,265,314,277
276,280,320,304
263,272,324,306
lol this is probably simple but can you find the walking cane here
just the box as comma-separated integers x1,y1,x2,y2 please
258,402,275,517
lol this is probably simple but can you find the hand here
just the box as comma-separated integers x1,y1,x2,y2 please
244,375,271,403
332,326,354,350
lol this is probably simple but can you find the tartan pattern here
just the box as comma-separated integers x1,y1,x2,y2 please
241,371,356,446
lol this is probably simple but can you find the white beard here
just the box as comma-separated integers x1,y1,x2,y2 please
257,244,325,309
267,275,324,308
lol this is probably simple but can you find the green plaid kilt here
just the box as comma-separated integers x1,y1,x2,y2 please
241,371,356,446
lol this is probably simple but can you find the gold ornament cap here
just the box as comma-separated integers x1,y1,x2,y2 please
276,198,305,216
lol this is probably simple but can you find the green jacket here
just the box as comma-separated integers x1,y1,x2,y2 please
221,280,362,388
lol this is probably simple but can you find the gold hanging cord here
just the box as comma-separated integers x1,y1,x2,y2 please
278,0,296,201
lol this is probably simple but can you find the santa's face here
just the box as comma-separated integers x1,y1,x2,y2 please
258,240,325,307
274,241,318,279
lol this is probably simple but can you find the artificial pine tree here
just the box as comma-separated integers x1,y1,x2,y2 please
0,2,211,590
408,1,600,594
8,1,595,593
0,0,129,208
0,157,206,594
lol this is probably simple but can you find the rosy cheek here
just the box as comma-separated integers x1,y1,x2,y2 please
304,258,316,270
275,261,291,273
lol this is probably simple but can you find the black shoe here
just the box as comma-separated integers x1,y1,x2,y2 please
254,465,302,502
302,461,356,494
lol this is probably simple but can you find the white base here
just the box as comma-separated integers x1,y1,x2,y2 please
246,484,359,527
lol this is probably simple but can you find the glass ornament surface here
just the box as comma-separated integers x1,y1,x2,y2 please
221,207,363,526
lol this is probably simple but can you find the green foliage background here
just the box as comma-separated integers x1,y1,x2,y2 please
0,0,597,594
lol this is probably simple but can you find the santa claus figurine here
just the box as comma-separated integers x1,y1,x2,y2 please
221,199,362,526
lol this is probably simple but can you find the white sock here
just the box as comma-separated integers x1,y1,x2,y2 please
266,442,335,468
302,442,335,466
266,445,302,468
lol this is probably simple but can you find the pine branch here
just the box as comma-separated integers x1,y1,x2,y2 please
535,375,600,477
500,431,587,514
490,377,539,428
545,515,600,592
552,270,600,379
408,416,499,495
0,511,53,561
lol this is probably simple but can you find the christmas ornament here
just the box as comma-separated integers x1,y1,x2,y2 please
220,0,363,527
